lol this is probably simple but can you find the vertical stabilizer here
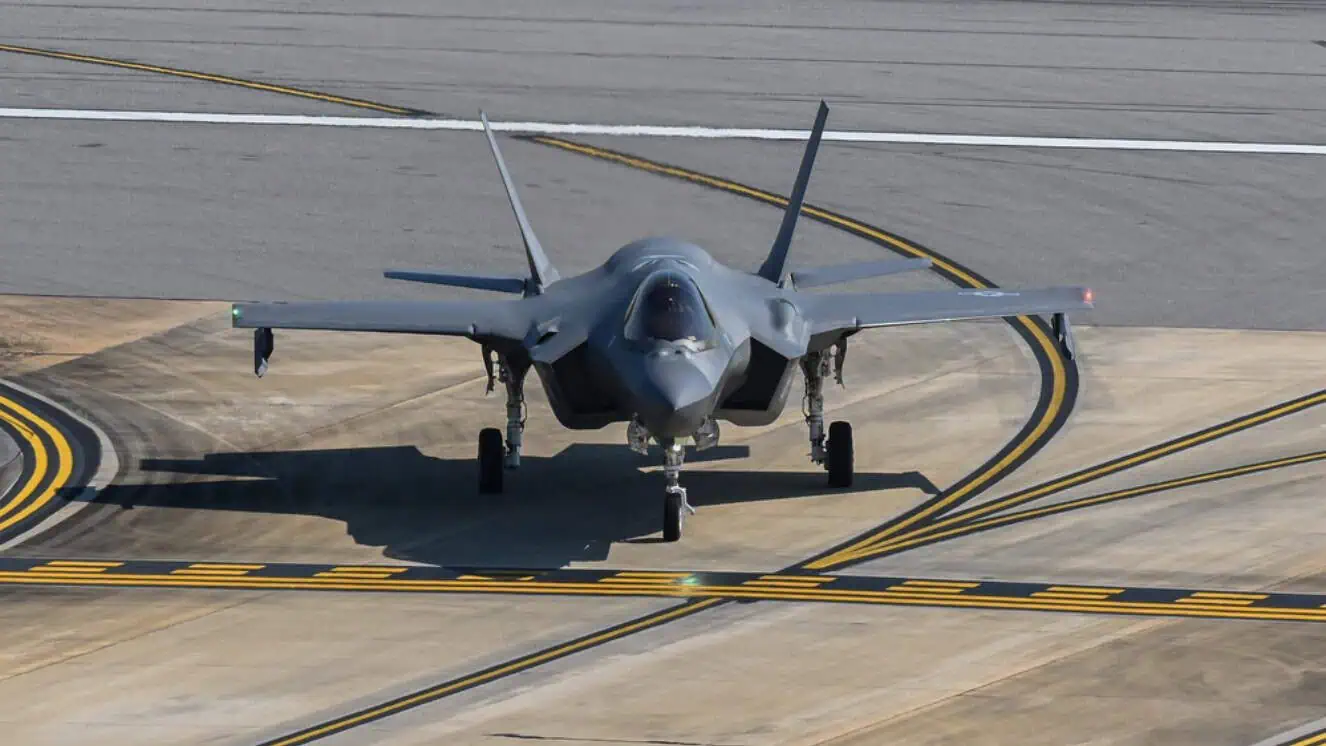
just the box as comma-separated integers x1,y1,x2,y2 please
757,100,829,284
480,111,560,291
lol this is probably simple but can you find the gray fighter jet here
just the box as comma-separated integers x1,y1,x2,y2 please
232,101,1093,541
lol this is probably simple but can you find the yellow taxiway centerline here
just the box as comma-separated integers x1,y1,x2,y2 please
0,389,75,536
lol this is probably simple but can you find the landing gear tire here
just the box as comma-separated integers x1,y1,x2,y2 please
663,490,684,542
827,420,853,488
478,427,505,494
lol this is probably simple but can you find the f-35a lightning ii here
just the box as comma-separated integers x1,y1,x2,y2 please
232,101,1093,541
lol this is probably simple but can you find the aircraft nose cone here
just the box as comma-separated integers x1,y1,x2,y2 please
636,352,714,439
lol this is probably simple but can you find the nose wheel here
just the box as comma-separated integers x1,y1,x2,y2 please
478,427,505,494
660,440,695,541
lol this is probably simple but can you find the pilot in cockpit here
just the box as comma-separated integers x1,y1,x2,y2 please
633,272,715,344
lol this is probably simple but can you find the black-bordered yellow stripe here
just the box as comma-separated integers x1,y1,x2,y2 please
0,384,77,542
859,443,1326,560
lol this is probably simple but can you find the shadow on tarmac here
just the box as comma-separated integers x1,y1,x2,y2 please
91,443,937,568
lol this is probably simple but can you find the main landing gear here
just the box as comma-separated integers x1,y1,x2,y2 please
803,344,853,488
478,347,527,494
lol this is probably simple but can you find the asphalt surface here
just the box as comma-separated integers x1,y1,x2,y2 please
2,2,1326,745
0,418,19,498
0,0,1322,328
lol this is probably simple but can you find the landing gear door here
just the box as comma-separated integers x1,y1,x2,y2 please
1052,312,1076,361
254,327,274,378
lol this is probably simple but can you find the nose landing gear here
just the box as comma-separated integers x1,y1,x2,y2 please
661,440,696,542
629,422,698,542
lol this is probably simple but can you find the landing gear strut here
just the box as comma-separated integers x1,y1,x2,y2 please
803,343,853,488
627,421,701,541
478,347,528,494
501,358,526,470
661,439,694,542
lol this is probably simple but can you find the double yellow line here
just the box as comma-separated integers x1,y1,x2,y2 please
0,388,74,538
7,567,1326,624
845,389,1326,563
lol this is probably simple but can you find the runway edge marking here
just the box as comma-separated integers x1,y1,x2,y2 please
2,106,1325,156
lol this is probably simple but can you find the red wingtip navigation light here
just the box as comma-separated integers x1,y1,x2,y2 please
1084,288,1095,304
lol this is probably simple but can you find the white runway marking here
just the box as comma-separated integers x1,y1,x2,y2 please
1246,715,1326,746
2,107,1324,155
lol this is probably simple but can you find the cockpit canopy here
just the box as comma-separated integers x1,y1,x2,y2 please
624,270,716,345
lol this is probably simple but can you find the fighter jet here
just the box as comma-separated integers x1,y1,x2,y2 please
232,101,1093,541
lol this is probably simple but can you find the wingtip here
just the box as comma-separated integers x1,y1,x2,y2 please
1083,287,1095,305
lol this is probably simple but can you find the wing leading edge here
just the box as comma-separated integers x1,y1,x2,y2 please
230,299,531,341
803,286,1094,335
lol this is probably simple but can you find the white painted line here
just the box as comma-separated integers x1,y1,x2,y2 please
1247,715,1326,746
2,107,1324,155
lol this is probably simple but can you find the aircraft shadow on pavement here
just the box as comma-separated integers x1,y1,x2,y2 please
97,443,938,568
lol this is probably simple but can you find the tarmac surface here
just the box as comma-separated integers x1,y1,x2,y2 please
1,2,1325,745
0,418,18,498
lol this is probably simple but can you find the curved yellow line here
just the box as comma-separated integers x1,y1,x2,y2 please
0,402,49,522
0,390,74,534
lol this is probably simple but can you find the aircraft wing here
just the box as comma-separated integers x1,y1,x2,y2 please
230,299,531,341
803,286,1093,335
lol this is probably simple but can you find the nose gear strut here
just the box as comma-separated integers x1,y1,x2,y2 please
662,440,695,542
627,421,698,541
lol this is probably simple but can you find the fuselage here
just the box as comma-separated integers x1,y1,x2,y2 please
523,238,806,440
